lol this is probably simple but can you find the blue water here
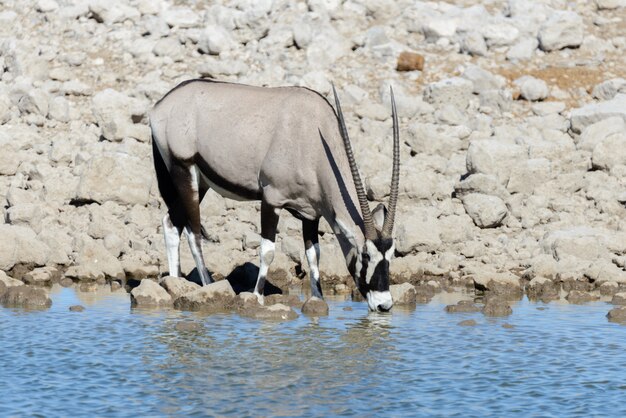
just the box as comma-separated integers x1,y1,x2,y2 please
0,286,625,417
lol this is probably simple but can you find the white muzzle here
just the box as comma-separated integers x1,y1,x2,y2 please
366,291,393,312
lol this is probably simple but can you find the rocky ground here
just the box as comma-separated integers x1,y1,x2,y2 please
1,0,626,320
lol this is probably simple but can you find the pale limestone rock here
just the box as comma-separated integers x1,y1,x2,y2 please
131,279,173,307
389,283,416,305
160,276,201,300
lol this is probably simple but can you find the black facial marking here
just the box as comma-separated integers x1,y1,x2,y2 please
369,259,390,292
363,238,393,293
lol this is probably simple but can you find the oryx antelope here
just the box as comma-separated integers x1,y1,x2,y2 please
149,80,400,312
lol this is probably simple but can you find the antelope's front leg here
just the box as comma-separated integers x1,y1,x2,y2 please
253,202,280,303
303,219,322,299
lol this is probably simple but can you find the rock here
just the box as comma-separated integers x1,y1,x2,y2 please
68,235,124,281
599,281,619,296
48,96,70,122
78,281,99,292
514,76,549,101
306,28,350,68
161,7,199,28
1,285,51,309
247,303,299,321
36,0,59,12
152,37,183,61
389,283,416,305
131,279,173,308
458,319,478,326
607,306,626,323
121,257,159,279
423,77,473,110
461,31,487,56
435,104,466,126
577,116,625,151
462,65,504,94
264,293,302,308
197,58,250,79
175,321,201,332
611,292,626,305
0,95,12,124
506,37,538,61
292,21,312,48
532,102,565,117
280,236,301,264
415,283,436,303
527,276,559,301
69,305,85,312
507,159,551,194
395,209,441,254
301,296,329,316
198,25,236,55
596,0,626,9
482,299,512,317
482,22,519,47
235,291,262,310
455,174,509,200
423,18,457,41
538,11,584,51
445,300,481,313
473,271,522,298
396,52,424,71
174,280,236,312
0,225,49,271
592,78,626,100
541,228,606,262
0,271,24,290
592,133,626,171
566,290,600,304
462,193,508,228
91,89,149,142
75,153,153,206
570,94,626,134
466,140,527,183
60,278,74,287
61,80,92,96
88,0,139,24
17,89,49,117
22,266,59,286
160,276,200,300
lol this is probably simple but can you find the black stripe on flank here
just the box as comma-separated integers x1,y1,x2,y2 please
194,154,262,201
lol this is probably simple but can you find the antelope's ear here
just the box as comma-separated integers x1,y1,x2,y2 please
372,203,387,232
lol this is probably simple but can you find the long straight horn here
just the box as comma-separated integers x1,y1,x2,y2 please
332,84,377,240
382,87,400,238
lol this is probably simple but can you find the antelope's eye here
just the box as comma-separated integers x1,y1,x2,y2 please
362,253,370,262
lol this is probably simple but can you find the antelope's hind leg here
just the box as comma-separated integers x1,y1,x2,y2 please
153,140,186,278
253,202,280,303
169,163,213,286
162,213,183,277
303,219,322,299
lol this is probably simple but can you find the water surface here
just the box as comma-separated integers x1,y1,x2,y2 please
1,286,625,417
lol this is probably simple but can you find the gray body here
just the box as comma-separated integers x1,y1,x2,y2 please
150,80,399,311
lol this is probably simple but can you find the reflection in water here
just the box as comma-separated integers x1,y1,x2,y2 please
1,289,626,416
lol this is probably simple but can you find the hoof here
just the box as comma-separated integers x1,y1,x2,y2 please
253,292,264,305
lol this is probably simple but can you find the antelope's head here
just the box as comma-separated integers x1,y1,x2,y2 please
333,85,400,312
